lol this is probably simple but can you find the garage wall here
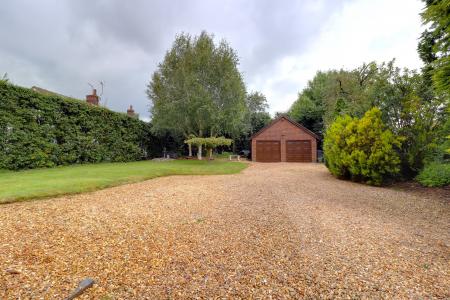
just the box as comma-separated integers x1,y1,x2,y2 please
251,118,317,162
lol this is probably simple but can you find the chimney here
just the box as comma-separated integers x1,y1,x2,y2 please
86,89,99,105
127,105,136,117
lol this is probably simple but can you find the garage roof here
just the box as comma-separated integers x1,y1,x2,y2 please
250,115,320,140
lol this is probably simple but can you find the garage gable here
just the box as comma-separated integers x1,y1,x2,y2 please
251,116,319,141
251,116,319,163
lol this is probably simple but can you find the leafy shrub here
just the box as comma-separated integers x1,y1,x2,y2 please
214,151,233,159
0,81,156,170
324,107,402,185
421,106,450,181
416,162,450,187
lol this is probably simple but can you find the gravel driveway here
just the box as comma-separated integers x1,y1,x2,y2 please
1,163,449,299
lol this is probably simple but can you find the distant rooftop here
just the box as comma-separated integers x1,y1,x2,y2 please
31,86,71,99
31,86,138,119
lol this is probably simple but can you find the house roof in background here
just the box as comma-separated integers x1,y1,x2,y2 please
31,86,71,98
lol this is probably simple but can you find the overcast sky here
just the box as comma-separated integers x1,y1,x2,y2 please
0,0,425,120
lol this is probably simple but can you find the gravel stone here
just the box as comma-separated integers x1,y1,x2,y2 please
0,163,448,299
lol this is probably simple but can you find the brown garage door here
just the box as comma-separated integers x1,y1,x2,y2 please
286,140,312,162
256,140,281,162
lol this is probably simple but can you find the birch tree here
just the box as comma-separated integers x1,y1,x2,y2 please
147,31,247,156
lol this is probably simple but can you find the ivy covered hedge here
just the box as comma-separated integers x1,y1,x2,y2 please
0,81,156,170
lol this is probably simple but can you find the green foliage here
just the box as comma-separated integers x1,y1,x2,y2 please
0,81,153,170
245,91,272,135
422,103,450,163
0,160,247,203
234,91,272,152
147,31,247,139
246,91,269,115
324,108,402,185
418,0,450,95
214,151,233,159
289,91,324,136
185,136,232,148
290,61,446,177
288,63,379,136
184,136,232,159
0,73,7,83
417,104,450,186
416,162,450,187
204,136,232,148
370,63,446,175
249,112,271,135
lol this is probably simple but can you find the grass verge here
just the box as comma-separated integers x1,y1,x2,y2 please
0,160,247,204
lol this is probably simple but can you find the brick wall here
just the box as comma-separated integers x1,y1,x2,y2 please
86,89,99,106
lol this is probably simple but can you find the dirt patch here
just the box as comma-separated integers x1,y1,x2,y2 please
392,181,450,202
0,163,448,299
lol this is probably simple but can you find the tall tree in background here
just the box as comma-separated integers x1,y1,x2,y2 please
147,31,247,156
289,60,445,176
288,71,328,136
418,0,450,95
233,91,271,152
289,63,379,136
246,91,271,135
417,0,450,184
369,62,445,174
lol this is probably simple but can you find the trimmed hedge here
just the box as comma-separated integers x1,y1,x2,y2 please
0,81,155,170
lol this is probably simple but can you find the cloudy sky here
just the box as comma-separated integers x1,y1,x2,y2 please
0,0,425,120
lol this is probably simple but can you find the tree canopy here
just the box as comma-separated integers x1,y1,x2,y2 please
418,0,450,95
288,60,446,176
233,91,272,152
245,91,271,136
147,31,247,139
184,136,232,160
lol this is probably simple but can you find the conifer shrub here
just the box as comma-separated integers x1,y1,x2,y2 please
324,107,402,185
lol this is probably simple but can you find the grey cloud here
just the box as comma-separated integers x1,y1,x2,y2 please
0,0,347,118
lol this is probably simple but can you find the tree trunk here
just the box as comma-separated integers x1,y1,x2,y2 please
197,144,202,160
188,143,192,157
232,141,237,154
197,128,203,160
209,148,213,160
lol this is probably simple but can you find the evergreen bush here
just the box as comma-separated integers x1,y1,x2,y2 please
324,107,402,185
416,162,450,187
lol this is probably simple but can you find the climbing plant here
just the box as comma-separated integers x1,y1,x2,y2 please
184,136,232,160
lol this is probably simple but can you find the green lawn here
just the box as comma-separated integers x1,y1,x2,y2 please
0,160,247,204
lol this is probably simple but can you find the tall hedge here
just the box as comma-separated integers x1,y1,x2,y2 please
0,81,155,170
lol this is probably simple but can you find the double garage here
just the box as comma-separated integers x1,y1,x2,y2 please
251,116,319,162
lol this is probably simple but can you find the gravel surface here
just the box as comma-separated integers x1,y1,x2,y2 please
1,163,449,299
